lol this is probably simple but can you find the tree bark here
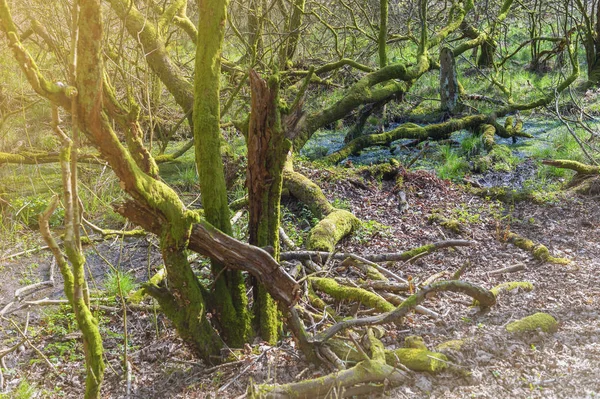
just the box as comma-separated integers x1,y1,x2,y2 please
246,70,290,343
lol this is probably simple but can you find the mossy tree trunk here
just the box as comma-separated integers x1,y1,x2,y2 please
279,0,306,68
440,47,459,113
194,0,251,347
2,0,305,364
246,70,290,343
378,0,388,68
477,39,496,68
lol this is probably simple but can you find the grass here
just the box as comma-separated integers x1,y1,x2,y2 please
461,134,484,158
0,379,35,399
351,220,392,245
436,144,469,180
104,270,138,297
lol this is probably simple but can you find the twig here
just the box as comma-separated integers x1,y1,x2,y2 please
218,350,270,392
14,280,54,299
406,142,430,168
488,263,525,275
280,240,476,263
347,254,408,284
125,360,132,399
279,227,298,250
0,245,51,261
419,270,449,287
1,315,57,373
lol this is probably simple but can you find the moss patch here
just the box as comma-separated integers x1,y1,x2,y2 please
385,348,448,372
404,335,428,350
307,209,360,252
436,339,465,352
506,312,558,334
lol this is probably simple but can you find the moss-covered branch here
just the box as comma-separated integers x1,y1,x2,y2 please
280,240,476,262
310,277,395,313
312,280,495,344
326,115,488,164
283,162,359,251
505,231,570,264
0,0,71,109
542,159,600,175
249,330,410,398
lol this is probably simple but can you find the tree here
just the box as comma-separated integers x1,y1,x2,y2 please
0,0,588,395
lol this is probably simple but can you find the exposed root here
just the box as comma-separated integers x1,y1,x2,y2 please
248,329,410,398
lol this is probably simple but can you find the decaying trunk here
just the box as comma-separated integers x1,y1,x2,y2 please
439,47,459,113
246,70,289,343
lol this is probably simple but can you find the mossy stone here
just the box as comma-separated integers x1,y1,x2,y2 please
436,339,465,352
404,335,428,350
506,312,558,334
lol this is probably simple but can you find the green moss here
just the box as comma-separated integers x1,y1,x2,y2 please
480,124,496,150
490,281,534,297
307,209,360,252
488,144,519,172
128,268,166,304
397,243,436,261
404,335,428,350
507,233,570,264
506,312,558,333
473,281,533,306
435,339,465,352
385,348,448,372
441,219,462,233
310,277,395,312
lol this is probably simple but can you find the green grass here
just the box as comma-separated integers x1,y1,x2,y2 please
461,134,484,158
351,220,392,245
0,379,35,399
104,270,138,297
436,144,469,180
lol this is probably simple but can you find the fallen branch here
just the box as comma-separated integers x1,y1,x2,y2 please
311,280,495,344
249,329,410,398
488,263,525,275
541,159,600,175
280,240,476,263
505,232,569,264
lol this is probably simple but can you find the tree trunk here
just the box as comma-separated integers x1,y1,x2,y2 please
195,0,251,347
439,47,459,113
246,70,289,343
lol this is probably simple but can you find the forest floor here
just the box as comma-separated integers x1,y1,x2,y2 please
1,160,599,398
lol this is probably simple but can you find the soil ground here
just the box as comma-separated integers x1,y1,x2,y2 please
1,164,599,398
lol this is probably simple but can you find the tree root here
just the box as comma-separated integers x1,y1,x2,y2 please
248,329,410,398
505,232,569,264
